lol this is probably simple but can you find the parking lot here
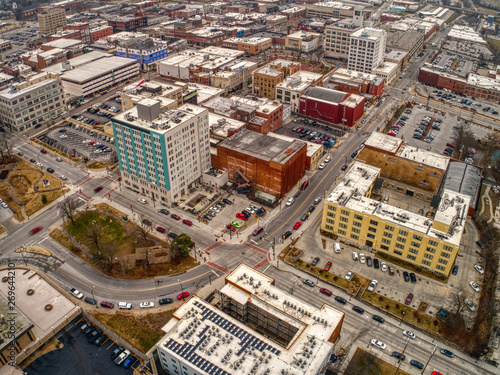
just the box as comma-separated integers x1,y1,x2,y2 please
40,124,116,162
274,116,346,144
72,98,122,128
24,317,137,375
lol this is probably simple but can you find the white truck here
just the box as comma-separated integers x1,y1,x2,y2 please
118,302,133,310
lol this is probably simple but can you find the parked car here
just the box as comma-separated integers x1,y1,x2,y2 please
123,355,136,369
409,273,417,283
293,221,302,230
335,296,347,304
392,352,406,361
440,349,454,358
452,265,459,275
403,271,410,282
371,340,386,350
470,281,480,293
171,214,181,220
405,293,414,305
252,227,264,236
344,271,354,280
367,280,378,292
403,330,416,339
110,346,124,360
282,231,292,240
177,292,190,300
410,360,424,370
94,334,108,346
372,315,385,323
115,349,131,365
70,288,84,299
100,301,114,309
324,261,332,271
159,298,173,305
320,288,332,296
182,219,193,226
311,257,320,266
138,198,147,204
303,279,315,287
140,302,155,309
352,306,364,314
474,264,484,274
236,213,248,221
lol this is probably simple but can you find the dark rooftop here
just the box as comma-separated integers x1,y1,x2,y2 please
304,87,348,104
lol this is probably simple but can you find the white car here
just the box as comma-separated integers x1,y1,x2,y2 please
140,301,155,309
474,264,484,274
69,288,84,299
325,155,331,163
464,299,475,312
381,262,387,272
403,330,415,339
286,197,295,206
82,139,90,143
345,271,354,281
318,163,326,170
244,207,255,214
211,206,220,213
469,281,480,293
138,198,147,204
359,253,366,264
36,162,43,168
55,157,62,162
367,280,378,292
371,340,386,350
1,202,8,208
94,149,103,153
352,251,358,261
114,349,131,365
60,135,67,139
60,175,67,180
118,302,133,310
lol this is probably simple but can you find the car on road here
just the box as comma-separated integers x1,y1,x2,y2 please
252,227,263,236
324,261,332,271
474,264,484,274
94,186,103,192
352,306,364,314
335,296,347,304
313,197,322,205
341,164,348,171
182,219,193,226
55,157,62,162
318,163,326,170
403,330,416,339
30,158,36,163
40,149,47,154
372,315,385,323
70,288,84,299
367,280,378,292
311,257,320,266
159,208,169,215
320,288,332,296
344,271,354,280
46,167,54,173
303,279,315,287
177,292,190,300
476,240,485,249
470,281,480,293
440,349,454,358
30,226,42,235
286,197,295,206
293,221,302,230
100,301,114,308
138,198,147,204
171,214,181,220
325,156,331,163
282,230,292,240
403,271,410,282
410,360,424,370
392,352,406,361
142,219,152,226
371,340,386,350
156,227,166,233
230,221,241,229
405,293,413,305
159,298,173,305
140,302,155,308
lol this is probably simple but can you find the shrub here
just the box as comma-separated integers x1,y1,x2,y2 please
41,194,47,204
378,296,384,302
385,305,390,310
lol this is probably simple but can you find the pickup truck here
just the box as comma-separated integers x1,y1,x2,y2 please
256,208,266,217
118,302,133,310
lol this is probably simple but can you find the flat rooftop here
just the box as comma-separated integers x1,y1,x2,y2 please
209,113,246,138
60,56,137,83
42,38,82,49
42,51,111,74
218,128,305,164
364,132,402,153
231,95,281,114
277,70,323,92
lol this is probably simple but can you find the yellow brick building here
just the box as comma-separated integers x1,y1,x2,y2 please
321,160,469,277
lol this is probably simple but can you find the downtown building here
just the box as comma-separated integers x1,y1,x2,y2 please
112,100,210,206
0,72,65,133
347,28,387,74
38,8,67,35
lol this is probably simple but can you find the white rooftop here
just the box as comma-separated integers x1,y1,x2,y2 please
42,38,82,49
60,56,137,83
365,132,402,153
396,145,450,171
447,25,486,44
42,51,111,74
277,70,323,92
209,112,246,138
225,36,271,45
231,95,281,114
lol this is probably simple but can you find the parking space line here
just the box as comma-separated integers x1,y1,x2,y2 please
101,337,110,347
74,318,84,326
106,341,116,350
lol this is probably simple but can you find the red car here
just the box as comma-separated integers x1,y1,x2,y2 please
177,292,190,300
156,227,166,233
324,261,332,271
30,226,42,235
94,186,103,193
236,213,248,221
182,219,192,226
405,293,414,305
293,221,302,230
226,224,236,232
341,164,348,171
100,301,114,308
88,141,95,145
40,149,47,154
320,288,332,296
171,214,181,220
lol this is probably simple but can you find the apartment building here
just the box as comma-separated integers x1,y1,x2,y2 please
252,59,301,100
116,37,169,71
348,28,387,74
276,70,323,112
0,39,12,52
321,133,469,277
38,8,67,35
285,31,323,53
324,19,361,60
112,101,211,206
0,72,65,133
155,263,344,375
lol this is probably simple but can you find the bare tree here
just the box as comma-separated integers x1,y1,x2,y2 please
451,289,468,316
98,239,119,269
58,197,79,225
453,124,475,160
87,220,103,251
137,219,152,244
0,133,13,162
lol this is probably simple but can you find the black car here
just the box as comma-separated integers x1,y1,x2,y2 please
111,346,124,360
84,297,97,305
392,352,406,361
373,259,379,269
168,233,178,239
403,271,410,282
142,219,152,226
476,241,485,249
372,315,385,323
83,325,94,335
159,298,173,305
17,152,23,156
202,214,212,221
335,296,347,304
409,273,416,283
351,151,358,158
282,231,292,240
452,265,459,275
46,167,54,173
88,329,102,343
440,349,454,358
311,257,320,266
223,198,232,205
352,306,364,314
159,208,169,215
30,158,36,163
308,205,315,213
410,360,424,370
242,210,251,217
94,334,108,346
366,257,372,267
301,213,309,221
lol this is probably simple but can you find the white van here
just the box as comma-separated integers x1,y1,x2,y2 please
118,302,132,310
334,242,341,253
352,251,359,261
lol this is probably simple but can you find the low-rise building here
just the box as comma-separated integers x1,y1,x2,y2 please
328,68,384,98
222,36,272,56
252,59,301,100
0,72,65,133
276,70,323,112
117,37,168,71
285,31,323,53
281,6,307,19
155,263,344,375
107,16,148,33
121,80,183,111
385,29,424,65
0,39,12,52
306,1,354,19
373,61,399,85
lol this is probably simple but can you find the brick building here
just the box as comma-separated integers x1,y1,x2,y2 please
328,68,384,99
212,129,307,198
252,60,301,100
38,8,67,35
108,16,148,32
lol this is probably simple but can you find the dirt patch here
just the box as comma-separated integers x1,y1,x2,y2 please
344,348,410,375
418,301,429,312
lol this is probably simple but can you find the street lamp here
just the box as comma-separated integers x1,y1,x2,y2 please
92,285,98,308
399,311,406,326
178,278,184,295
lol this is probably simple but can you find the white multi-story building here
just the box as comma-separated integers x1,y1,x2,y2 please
0,72,65,133
348,28,387,74
155,263,344,375
276,70,323,112
112,100,210,206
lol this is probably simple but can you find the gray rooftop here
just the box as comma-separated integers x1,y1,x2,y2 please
304,87,347,104
441,161,482,209
60,56,138,83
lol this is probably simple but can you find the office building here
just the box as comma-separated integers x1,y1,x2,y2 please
252,60,300,100
38,8,67,35
276,70,323,112
222,37,272,56
108,16,148,33
348,28,387,74
112,101,211,206
324,19,361,60
156,263,344,375
0,72,65,133
0,39,12,52
117,37,168,70
321,133,470,277
285,31,323,53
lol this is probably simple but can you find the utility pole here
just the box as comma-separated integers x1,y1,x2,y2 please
421,345,437,374
393,337,410,375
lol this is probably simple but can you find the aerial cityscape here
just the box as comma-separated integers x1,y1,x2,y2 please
0,0,498,374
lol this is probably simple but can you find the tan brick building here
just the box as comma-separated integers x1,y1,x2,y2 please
38,8,67,35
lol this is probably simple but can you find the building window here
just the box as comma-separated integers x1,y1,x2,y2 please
407,254,416,261
341,209,350,216
394,250,403,255
369,220,378,226
438,258,448,265
436,265,445,271
424,253,433,259
382,238,391,245
354,214,363,220
383,232,392,238
397,236,406,243
443,245,453,252
340,216,349,223
325,225,333,231
338,229,346,235
385,225,394,231
353,221,361,227
395,243,405,250
351,234,359,240
326,218,335,225
422,260,431,266
368,226,377,233
339,223,347,229
440,252,450,258
367,233,375,239
328,205,336,211
426,246,436,253
411,241,420,248
409,248,418,254
381,245,389,250
429,240,438,247
327,212,335,218
352,227,360,234
413,235,422,241
399,230,408,236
